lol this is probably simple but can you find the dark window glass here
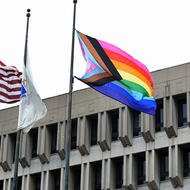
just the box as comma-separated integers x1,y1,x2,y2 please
17,177,22,190
74,167,81,190
31,128,38,158
51,169,60,190
35,173,41,190
160,151,169,181
114,158,123,188
178,98,187,127
71,119,77,150
54,170,60,190
137,154,146,185
155,101,164,132
133,110,141,136
110,110,119,141
10,133,16,163
184,149,190,177
94,163,101,190
89,115,98,146
47,123,58,154
0,180,3,190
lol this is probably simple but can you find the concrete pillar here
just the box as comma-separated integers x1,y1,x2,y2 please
146,150,159,190
98,112,111,151
164,96,177,138
37,126,50,164
60,168,65,190
0,134,12,171
3,178,12,190
7,178,12,190
57,121,66,160
41,171,49,190
81,163,90,190
3,179,6,190
0,135,3,171
169,145,183,188
102,159,111,190
19,132,31,167
77,116,90,156
123,154,136,190
119,107,132,147
3,179,9,190
21,175,29,190
142,113,155,143
187,92,190,126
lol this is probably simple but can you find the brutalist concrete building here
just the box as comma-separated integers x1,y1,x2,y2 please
0,63,190,190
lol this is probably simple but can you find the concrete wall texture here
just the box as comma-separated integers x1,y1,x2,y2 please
0,63,190,189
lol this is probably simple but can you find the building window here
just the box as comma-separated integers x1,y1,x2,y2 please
88,114,98,146
184,151,190,177
71,119,77,150
155,100,164,132
50,169,61,190
17,177,22,190
73,166,81,190
30,128,38,158
92,161,102,190
159,149,169,181
177,97,187,127
135,153,146,185
95,164,101,190
112,157,123,189
133,110,141,137
47,123,58,154
181,144,190,177
109,109,119,141
10,133,16,163
0,180,3,190
32,173,41,190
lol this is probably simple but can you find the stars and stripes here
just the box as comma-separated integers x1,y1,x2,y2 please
0,61,22,103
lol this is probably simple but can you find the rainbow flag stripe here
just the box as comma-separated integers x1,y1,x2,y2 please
76,31,156,115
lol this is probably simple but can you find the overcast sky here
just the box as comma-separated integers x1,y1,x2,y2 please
0,0,190,110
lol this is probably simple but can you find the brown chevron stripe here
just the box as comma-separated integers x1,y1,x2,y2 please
82,72,115,84
77,31,113,77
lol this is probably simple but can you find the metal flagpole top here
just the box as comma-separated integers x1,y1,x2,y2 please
26,9,31,17
73,0,77,3
24,9,31,66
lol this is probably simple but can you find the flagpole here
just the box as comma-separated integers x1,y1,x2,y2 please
12,129,21,190
64,0,77,190
12,9,31,190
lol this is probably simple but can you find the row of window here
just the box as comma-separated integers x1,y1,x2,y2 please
155,94,188,132
55,93,188,150
1,144,190,190
0,171,57,190
0,94,188,166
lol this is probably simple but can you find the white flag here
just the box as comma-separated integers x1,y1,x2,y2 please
17,57,47,133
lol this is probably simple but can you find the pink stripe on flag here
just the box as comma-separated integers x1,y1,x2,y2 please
86,60,99,73
97,39,153,85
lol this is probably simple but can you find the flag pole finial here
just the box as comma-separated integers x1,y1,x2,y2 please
73,0,77,3
26,9,31,17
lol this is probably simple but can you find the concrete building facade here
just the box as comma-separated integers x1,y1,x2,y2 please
0,63,190,189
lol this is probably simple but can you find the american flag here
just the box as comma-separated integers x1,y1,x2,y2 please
0,61,22,103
